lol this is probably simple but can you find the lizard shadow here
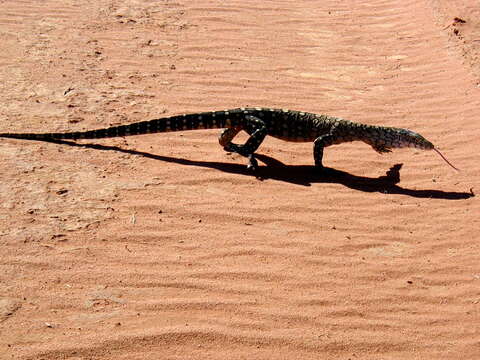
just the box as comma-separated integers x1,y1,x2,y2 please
46,139,472,200
254,155,472,200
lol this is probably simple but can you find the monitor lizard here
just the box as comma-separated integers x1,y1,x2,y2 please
0,107,458,171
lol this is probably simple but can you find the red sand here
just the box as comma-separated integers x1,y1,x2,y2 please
0,1,479,359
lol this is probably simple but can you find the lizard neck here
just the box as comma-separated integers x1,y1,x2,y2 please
334,120,407,150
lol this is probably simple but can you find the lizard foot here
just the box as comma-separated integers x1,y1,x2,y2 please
223,143,236,153
246,154,258,171
372,144,392,154
224,143,258,171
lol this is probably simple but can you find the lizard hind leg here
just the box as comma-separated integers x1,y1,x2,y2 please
218,127,242,148
222,115,267,171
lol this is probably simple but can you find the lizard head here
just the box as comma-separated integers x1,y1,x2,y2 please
395,129,434,150
394,128,459,171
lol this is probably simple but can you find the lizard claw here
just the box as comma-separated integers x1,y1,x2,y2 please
246,154,258,171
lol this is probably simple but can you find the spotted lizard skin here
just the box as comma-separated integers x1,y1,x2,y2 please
0,107,437,170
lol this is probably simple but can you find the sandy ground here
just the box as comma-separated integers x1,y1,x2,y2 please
0,0,479,359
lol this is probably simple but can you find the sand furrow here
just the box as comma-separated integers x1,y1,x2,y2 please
0,0,478,359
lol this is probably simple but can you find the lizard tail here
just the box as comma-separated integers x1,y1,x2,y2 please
0,111,235,141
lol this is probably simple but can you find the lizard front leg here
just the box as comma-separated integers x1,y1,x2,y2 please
313,133,337,170
222,115,267,170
